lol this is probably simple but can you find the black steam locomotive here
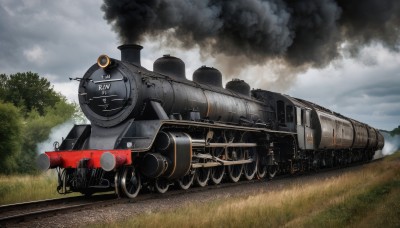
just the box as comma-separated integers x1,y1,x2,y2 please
38,45,384,198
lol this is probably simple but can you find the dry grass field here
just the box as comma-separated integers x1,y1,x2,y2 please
0,170,77,205
97,152,400,228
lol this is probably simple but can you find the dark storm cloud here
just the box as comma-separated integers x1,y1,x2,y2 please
102,0,400,69
337,0,400,54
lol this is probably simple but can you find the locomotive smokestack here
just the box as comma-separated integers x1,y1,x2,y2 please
118,44,142,66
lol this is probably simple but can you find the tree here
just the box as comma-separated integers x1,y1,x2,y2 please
0,72,61,116
0,74,7,99
18,100,78,173
391,125,400,136
0,102,22,174
0,72,79,174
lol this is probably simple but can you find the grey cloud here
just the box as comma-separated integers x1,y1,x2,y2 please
288,56,400,130
0,0,119,82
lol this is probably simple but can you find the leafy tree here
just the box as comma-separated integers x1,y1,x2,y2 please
0,102,22,174
0,72,79,174
0,72,60,116
0,74,7,99
18,100,78,173
391,125,400,136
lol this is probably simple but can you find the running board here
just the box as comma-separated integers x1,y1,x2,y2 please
208,142,257,148
191,141,257,148
191,159,254,168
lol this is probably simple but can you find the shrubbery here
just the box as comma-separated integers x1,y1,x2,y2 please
0,72,78,174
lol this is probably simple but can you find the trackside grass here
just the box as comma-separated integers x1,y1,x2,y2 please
97,152,400,228
0,170,78,205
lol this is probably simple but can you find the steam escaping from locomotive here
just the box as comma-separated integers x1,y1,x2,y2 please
36,120,75,154
101,0,400,71
382,132,400,155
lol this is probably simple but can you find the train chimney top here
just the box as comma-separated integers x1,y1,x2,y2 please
118,44,143,66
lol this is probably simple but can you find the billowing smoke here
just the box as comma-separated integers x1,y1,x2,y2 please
381,131,400,155
101,0,400,85
101,0,400,65
36,120,75,153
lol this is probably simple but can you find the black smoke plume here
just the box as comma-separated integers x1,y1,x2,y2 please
101,0,400,70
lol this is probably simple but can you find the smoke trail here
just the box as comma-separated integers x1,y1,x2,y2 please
101,0,400,72
36,120,75,153
381,131,400,155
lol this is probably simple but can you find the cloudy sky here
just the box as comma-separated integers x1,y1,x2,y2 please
0,0,399,131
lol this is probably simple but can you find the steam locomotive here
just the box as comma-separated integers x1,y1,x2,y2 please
37,44,384,198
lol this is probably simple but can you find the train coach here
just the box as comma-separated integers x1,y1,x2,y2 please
37,44,384,198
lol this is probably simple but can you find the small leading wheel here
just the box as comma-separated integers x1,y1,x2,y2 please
155,178,169,194
195,167,210,187
120,166,141,199
177,171,195,190
210,165,225,185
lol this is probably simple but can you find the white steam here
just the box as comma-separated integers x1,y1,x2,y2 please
36,120,75,153
382,132,400,155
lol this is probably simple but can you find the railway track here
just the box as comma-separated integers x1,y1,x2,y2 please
0,158,383,226
0,181,254,226
0,194,117,225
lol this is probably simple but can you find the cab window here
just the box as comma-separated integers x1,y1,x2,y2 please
277,100,285,124
286,105,293,123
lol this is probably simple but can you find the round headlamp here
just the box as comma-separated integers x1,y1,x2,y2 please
97,54,111,68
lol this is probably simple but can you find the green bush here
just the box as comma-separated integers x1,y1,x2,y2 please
0,102,23,174
0,72,78,174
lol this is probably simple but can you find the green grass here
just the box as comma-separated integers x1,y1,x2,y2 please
95,151,400,228
305,180,400,227
0,170,78,205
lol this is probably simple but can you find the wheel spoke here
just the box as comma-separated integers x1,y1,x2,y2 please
228,164,242,183
227,147,243,182
155,178,169,193
257,164,267,179
243,148,257,180
209,131,226,185
195,167,210,187
210,166,224,185
268,165,278,179
177,171,194,190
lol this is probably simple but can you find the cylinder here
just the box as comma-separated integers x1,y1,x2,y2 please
154,131,172,151
100,152,127,172
140,153,169,178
